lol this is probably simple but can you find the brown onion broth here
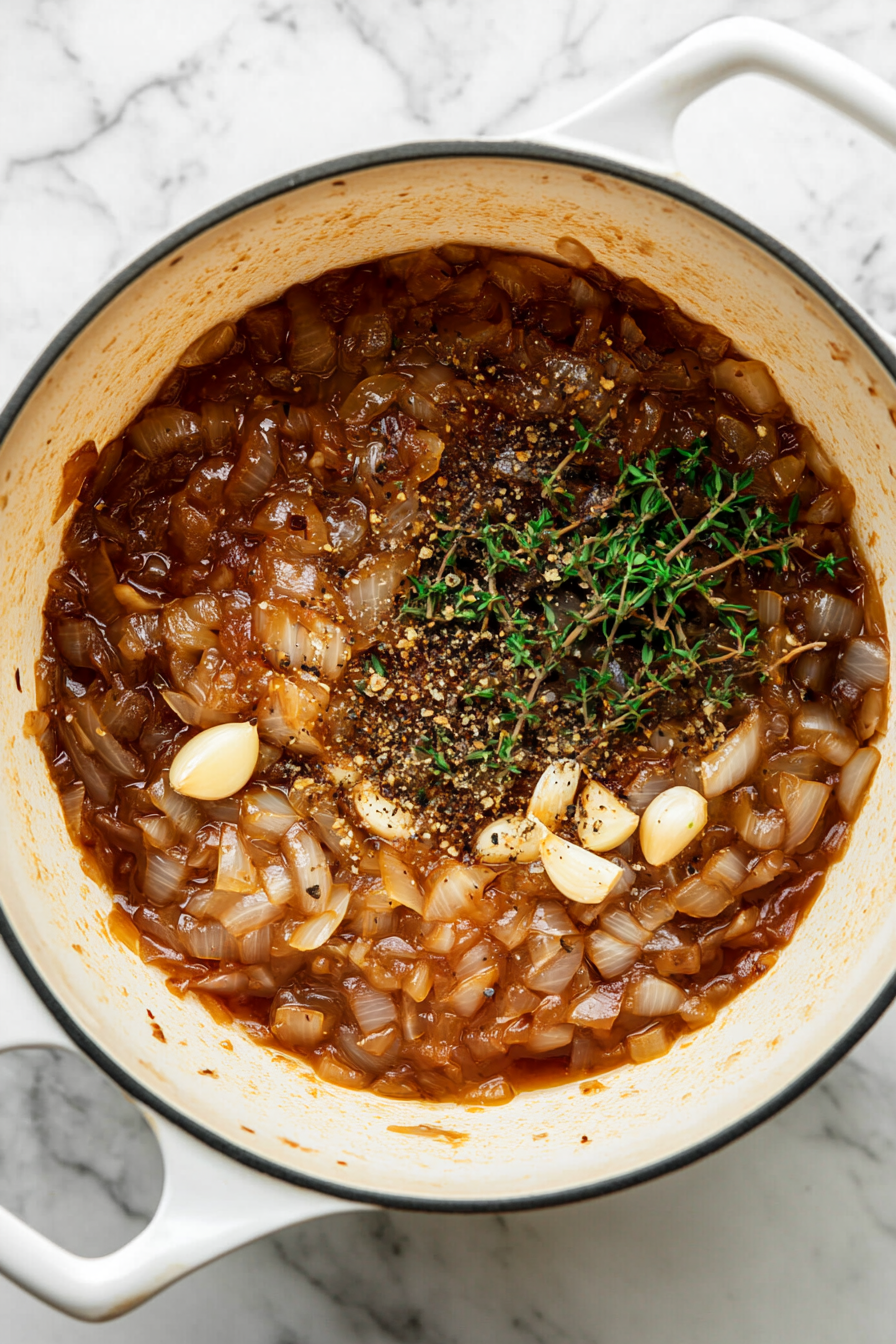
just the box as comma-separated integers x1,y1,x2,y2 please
34,244,886,1102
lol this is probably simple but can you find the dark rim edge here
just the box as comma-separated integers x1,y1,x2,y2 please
2,137,896,1216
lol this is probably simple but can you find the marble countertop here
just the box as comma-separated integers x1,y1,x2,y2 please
3,0,896,1338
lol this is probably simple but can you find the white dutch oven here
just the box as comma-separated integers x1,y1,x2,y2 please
2,18,896,1320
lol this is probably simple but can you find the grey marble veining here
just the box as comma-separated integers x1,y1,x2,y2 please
3,1,896,1338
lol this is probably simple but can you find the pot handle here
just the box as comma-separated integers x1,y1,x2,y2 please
0,936,357,1320
535,16,896,171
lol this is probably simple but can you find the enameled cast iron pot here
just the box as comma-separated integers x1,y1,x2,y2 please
3,18,896,1320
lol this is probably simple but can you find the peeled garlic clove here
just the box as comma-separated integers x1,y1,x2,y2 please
527,760,581,830
473,814,548,864
576,781,639,852
352,780,416,840
640,786,707,866
539,831,622,903
169,721,259,800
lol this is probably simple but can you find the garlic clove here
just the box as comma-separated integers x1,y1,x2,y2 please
639,786,708,866
169,721,259,800
539,831,622,904
352,779,416,840
527,760,581,830
473,814,548,863
576,781,639,852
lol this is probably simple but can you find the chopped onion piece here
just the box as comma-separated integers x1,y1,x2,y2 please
733,792,786,850
567,983,623,1030
216,890,283,937
379,845,424,914
701,846,748,892
179,321,237,368
259,859,295,906
282,823,333,914
756,590,784,627
585,930,639,978
671,875,731,918
273,1005,326,1049
779,773,831,850
289,909,341,952
180,917,236,961
193,971,249,997
793,701,857,765
709,358,783,413
404,962,434,1003
700,710,763,798
525,931,583,994
628,1022,672,1062
347,979,397,1033
216,824,256,893
575,780,638,852
128,408,202,460
60,782,85,836
539,831,621,903
855,687,885,741
240,786,298,841
738,849,797,893
423,863,492,921
344,551,413,635
599,906,650,947
837,746,880,821
71,699,145,781
137,813,177,850
143,850,188,906
640,786,708,865
805,590,861,642
161,689,236,728
527,760,581,829
837,638,889,692
629,976,685,1016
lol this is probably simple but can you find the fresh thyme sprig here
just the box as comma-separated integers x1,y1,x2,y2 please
401,434,801,775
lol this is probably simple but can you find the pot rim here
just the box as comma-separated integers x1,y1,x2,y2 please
2,138,895,1214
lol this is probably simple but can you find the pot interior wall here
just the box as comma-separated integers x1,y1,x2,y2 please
1,153,895,1205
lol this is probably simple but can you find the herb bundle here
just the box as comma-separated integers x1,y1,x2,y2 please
400,428,800,778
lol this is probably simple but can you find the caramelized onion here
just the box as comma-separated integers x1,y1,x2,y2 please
286,285,336,375
347,980,396,1034
339,374,406,425
700,710,763,798
629,976,685,1016
179,321,237,368
128,408,202,460
226,414,280,508
671,875,731,918
756,590,784,628
344,551,413,634
805,590,861,642
585,929,639,978
733,792,786,850
837,638,889,692
792,700,857,765
855,687,885,741
779,773,831,850
710,359,783,413
837,746,880,821
282,823,333,914
739,849,797,893
379,845,424,914
423,863,491,921
70,698,144,781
